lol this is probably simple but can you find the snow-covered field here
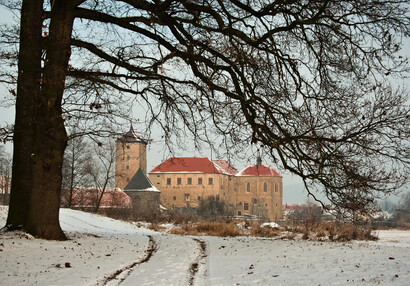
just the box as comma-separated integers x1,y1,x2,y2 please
1,206,409,285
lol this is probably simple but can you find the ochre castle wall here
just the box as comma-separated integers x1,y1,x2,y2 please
149,172,283,220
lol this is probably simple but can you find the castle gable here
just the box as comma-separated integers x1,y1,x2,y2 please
236,165,281,177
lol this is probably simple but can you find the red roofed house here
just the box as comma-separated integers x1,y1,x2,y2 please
234,157,283,220
149,157,238,211
148,156,283,220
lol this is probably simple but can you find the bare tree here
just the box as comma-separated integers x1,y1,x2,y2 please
61,130,92,208
84,139,116,213
0,0,408,239
0,145,12,200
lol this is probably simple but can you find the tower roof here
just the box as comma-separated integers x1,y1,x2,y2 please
117,125,147,144
124,168,160,192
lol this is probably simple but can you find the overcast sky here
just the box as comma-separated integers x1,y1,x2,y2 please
0,4,408,205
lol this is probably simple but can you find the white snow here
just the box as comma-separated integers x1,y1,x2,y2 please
1,205,409,285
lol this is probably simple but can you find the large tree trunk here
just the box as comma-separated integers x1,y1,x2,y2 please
7,0,78,240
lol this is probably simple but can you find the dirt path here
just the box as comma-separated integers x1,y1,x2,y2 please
99,235,159,286
188,238,208,286
118,234,209,286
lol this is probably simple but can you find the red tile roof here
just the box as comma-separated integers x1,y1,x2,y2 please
149,157,236,174
212,160,238,175
236,165,281,177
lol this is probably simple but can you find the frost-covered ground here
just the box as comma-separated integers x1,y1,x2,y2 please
1,206,409,286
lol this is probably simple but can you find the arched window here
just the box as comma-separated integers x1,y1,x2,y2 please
247,183,250,192
275,183,278,192
263,182,267,192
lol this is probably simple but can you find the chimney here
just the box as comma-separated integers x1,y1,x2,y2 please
256,156,262,166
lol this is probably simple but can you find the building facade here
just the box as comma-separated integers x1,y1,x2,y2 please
148,157,283,220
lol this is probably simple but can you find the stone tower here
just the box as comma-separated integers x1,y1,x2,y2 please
115,125,147,190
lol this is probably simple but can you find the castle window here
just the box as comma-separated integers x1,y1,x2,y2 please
208,178,213,185
126,165,129,170
244,203,249,210
198,178,203,185
127,155,130,160
198,196,201,201
238,211,242,216
247,183,250,192
177,178,182,185
167,178,171,185
275,184,278,192
187,178,192,185
264,182,267,192
173,196,176,201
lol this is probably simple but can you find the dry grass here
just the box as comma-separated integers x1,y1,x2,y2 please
169,221,241,237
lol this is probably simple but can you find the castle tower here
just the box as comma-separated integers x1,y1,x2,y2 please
115,125,147,190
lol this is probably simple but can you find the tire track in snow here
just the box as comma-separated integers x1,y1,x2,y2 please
188,238,208,286
98,235,159,286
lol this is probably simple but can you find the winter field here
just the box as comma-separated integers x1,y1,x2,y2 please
1,206,410,286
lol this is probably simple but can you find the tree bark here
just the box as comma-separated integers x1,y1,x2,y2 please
7,0,79,240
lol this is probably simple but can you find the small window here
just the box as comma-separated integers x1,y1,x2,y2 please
173,196,176,201
198,196,201,201
244,203,249,210
247,183,250,192
167,178,171,185
187,178,192,185
238,211,242,216
177,178,182,185
127,155,130,160
275,184,278,192
185,194,189,201
198,178,203,185
126,165,129,170
208,178,213,185
264,182,267,192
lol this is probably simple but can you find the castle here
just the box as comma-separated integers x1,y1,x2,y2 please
115,126,283,220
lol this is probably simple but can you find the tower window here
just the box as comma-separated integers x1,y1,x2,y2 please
247,183,250,192
167,178,171,185
177,178,182,185
264,182,267,192
173,196,176,201
126,165,129,170
127,155,130,160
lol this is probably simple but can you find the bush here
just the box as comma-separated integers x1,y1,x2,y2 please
197,196,232,219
